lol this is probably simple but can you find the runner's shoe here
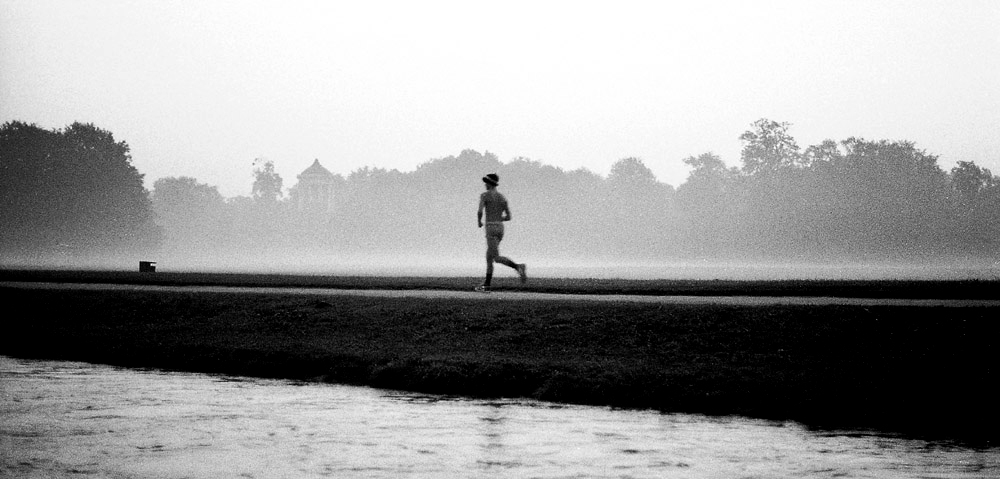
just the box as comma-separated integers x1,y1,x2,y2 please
517,264,527,284
474,285,490,293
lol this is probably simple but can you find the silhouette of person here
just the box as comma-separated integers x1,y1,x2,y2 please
476,173,526,291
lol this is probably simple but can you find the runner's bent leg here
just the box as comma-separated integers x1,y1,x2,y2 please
489,230,517,271
495,255,518,270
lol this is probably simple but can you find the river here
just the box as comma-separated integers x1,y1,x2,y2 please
2,356,996,478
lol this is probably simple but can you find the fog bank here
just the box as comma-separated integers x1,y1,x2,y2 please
4,250,997,282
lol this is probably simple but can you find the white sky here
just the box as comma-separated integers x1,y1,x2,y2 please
2,0,998,197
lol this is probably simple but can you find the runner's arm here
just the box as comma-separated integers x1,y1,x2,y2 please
477,194,485,227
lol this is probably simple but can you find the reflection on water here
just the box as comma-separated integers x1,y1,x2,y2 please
1,356,996,478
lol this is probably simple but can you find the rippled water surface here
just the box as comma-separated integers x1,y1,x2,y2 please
2,356,996,478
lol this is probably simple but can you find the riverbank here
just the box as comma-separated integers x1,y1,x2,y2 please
2,278,997,445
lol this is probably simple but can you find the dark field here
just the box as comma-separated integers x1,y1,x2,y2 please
2,269,998,445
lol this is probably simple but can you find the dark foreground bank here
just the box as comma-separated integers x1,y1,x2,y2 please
2,284,997,446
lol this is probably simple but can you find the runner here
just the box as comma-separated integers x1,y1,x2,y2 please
476,173,526,292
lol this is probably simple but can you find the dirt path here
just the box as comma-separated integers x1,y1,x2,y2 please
4,281,998,307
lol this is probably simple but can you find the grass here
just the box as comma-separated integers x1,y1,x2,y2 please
2,274,997,445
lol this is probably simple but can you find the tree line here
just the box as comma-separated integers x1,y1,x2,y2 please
1,119,997,267
0,121,159,260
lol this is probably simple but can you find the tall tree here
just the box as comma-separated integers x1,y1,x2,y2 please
152,176,227,252
681,152,732,184
0,121,159,256
608,157,658,185
251,158,283,204
676,152,740,257
0,122,58,250
948,161,1000,254
739,119,802,176
737,120,808,256
802,139,843,166
822,138,950,257
605,157,675,257
951,161,995,209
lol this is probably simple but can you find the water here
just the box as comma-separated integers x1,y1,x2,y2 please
2,356,996,478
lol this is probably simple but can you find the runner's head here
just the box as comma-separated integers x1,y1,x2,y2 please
482,173,499,189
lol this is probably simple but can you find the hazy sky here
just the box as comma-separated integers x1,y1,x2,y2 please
2,0,998,197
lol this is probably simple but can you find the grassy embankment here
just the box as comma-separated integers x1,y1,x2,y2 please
1,270,997,444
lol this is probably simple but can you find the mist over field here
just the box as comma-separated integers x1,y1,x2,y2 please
2,121,998,281
5,252,997,282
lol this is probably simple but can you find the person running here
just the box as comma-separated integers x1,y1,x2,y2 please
476,173,526,292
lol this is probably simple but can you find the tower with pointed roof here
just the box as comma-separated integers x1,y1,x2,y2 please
292,159,336,213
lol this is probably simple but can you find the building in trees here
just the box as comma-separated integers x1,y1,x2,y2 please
291,159,337,213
